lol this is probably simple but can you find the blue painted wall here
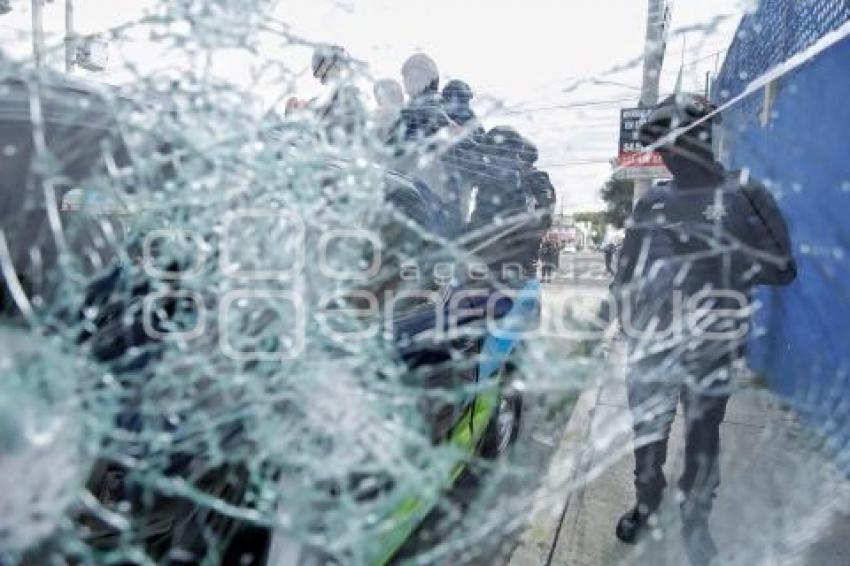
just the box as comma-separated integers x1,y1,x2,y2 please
714,2,850,469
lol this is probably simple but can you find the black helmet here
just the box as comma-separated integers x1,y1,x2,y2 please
486,126,537,164
486,126,524,148
517,136,538,165
442,80,474,105
638,93,719,150
443,80,475,125
311,45,347,82
486,126,520,158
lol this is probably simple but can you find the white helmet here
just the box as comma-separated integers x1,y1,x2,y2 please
401,53,439,97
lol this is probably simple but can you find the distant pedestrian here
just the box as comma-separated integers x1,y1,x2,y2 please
441,79,485,139
373,78,404,141
309,44,365,138
384,54,453,203
514,135,556,232
539,239,560,283
455,125,539,280
391,53,449,142
437,79,482,226
471,127,535,227
612,93,796,566
603,242,616,275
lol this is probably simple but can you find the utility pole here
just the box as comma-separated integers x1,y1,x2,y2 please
29,1,77,72
31,0,45,68
633,0,669,206
639,0,667,107
65,0,75,72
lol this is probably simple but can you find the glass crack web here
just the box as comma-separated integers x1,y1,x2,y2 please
0,1,847,565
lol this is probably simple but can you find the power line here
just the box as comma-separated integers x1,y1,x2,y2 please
661,47,727,74
496,97,637,116
539,159,613,168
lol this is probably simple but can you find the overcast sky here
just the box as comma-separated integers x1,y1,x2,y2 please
276,0,742,212
1,0,744,211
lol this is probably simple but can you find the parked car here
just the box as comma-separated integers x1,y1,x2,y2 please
2,73,542,565
71,167,541,566
266,170,542,565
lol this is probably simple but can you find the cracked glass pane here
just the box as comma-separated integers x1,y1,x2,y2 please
0,1,848,565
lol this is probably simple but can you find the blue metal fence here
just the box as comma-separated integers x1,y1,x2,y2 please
713,0,850,470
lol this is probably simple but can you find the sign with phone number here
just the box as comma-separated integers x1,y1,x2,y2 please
617,107,671,178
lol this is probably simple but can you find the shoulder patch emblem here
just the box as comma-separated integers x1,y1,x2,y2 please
703,202,727,221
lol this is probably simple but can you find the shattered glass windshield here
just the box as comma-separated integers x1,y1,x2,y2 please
1,1,848,565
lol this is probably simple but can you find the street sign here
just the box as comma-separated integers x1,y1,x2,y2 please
76,35,108,72
613,165,672,180
617,107,671,179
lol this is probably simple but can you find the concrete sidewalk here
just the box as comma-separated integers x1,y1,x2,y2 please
510,344,850,566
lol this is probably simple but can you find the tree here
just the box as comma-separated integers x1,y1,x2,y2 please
574,211,607,246
599,177,635,228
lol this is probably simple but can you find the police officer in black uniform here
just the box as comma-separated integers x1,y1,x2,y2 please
612,93,796,565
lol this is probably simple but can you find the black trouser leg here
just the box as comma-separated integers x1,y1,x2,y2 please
634,434,670,513
627,357,679,514
679,388,729,526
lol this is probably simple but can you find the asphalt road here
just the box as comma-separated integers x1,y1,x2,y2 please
546,251,613,287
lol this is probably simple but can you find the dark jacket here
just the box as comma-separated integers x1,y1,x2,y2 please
389,88,450,144
315,83,365,138
525,168,556,230
540,241,560,266
442,80,480,130
615,173,796,291
613,169,796,366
